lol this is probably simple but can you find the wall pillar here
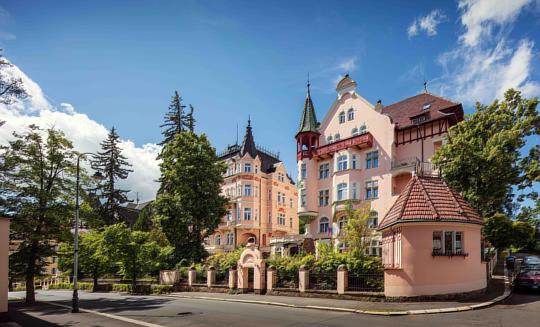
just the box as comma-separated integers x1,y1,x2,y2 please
266,266,276,291
187,266,196,286
337,264,348,294
228,268,237,289
299,265,309,292
0,217,10,318
254,263,266,294
237,266,248,292
207,266,216,287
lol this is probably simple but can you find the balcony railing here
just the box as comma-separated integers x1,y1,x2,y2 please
314,133,373,159
391,157,419,170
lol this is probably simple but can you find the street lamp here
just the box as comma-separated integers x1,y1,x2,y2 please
72,152,104,313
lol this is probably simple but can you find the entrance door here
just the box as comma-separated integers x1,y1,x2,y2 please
247,268,254,292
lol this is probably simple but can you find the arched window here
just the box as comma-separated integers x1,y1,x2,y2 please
215,234,221,245
359,123,367,134
337,183,348,201
351,127,358,136
327,135,333,143
334,133,340,141
347,108,354,121
319,217,329,234
339,112,346,124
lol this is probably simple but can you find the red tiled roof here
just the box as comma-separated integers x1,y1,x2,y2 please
382,93,463,129
378,175,483,230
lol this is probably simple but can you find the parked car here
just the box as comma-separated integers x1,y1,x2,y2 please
506,255,516,271
522,256,540,269
514,269,540,292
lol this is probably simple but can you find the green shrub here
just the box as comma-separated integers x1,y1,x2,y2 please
47,282,93,290
112,284,131,293
12,286,26,292
267,253,315,273
151,284,173,294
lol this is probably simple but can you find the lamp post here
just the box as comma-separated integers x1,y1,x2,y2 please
72,152,104,313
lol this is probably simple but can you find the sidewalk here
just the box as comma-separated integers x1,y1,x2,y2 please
167,268,510,315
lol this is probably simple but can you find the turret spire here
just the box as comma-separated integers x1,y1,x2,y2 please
241,117,257,158
297,79,319,135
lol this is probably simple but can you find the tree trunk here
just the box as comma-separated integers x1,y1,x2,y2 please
25,274,35,304
93,274,98,292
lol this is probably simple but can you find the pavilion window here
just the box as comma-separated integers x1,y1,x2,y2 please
455,232,464,254
432,231,442,254
444,231,453,254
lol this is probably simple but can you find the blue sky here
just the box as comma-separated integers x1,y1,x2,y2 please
0,0,539,202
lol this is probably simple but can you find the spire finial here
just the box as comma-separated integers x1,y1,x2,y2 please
307,72,311,95
424,79,428,93
248,115,251,127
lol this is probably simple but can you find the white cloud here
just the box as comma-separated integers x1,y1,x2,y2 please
0,31,15,41
337,58,357,72
431,1,540,105
458,0,534,47
0,61,161,202
408,9,446,38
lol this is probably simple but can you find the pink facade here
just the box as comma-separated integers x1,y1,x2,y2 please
383,223,486,297
295,75,463,254
0,217,9,316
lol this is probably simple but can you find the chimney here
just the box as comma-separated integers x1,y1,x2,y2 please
374,99,383,113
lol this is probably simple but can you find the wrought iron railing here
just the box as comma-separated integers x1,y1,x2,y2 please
347,271,384,292
308,271,337,290
275,270,298,289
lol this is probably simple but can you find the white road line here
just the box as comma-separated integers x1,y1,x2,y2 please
43,301,166,327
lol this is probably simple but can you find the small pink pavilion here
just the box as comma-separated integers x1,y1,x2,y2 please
378,174,486,299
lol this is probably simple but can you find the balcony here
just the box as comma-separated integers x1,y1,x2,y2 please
390,157,418,176
270,234,305,245
314,133,373,160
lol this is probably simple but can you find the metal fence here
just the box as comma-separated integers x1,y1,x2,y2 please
275,270,298,289
214,271,229,285
308,271,336,290
347,271,384,292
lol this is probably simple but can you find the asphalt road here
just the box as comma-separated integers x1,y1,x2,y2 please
8,290,540,327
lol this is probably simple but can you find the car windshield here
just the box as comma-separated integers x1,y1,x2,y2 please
520,270,540,277
524,256,540,263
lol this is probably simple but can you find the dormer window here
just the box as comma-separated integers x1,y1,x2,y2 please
335,133,340,141
244,163,252,173
411,114,427,125
351,127,359,136
339,112,346,124
422,103,432,110
327,135,333,143
359,124,367,134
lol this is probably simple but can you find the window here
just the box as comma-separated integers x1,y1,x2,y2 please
352,154,357,169
319,163,329,179
366,151,379,169
347,108,354,121
319,217,330,234
278,213,286,225
227,233,234,245
244,184,252,197
337,183,348,201
268,212,272,224
300,163,307,180
339,111,345,123
244,208,252,220
236,208,240,221
215,234,221,245
300,189,306,207
351,182,358,199
365,180,378,199
359,124,367,134
327,135,333,143
52,268,58,275
227,210,232,221
277,192,285,204
277,172,285,182
244,163,252,173
338,218,347,235
335,133,341,141
290,197,293,208
423,103,431,110
411,114,427,125
351,127,358,136
318,190,329,207
433,231,465,255
290,217,293,228
367,211,378,229
337,155,348,171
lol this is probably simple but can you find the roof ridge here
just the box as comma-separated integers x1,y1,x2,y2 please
417,177,440,219
442,178,465,216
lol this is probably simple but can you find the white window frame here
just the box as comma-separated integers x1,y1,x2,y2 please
244,163,252,173
337,155,348,171
337,183,348,201
339,111,346,124
244,207,252,221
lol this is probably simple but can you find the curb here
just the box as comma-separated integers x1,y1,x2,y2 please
165,273,512,316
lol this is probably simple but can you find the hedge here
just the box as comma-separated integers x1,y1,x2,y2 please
48,282,93,291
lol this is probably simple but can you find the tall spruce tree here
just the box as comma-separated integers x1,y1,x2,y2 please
186,104,196,132
160,91,186,145
154,132,228,262
92,127,133,225
1,125,77,304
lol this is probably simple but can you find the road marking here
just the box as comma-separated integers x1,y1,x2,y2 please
43,301,165,327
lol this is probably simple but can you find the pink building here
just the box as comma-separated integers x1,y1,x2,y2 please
295,74,464,254
378,174,486,298
0,217,9,318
